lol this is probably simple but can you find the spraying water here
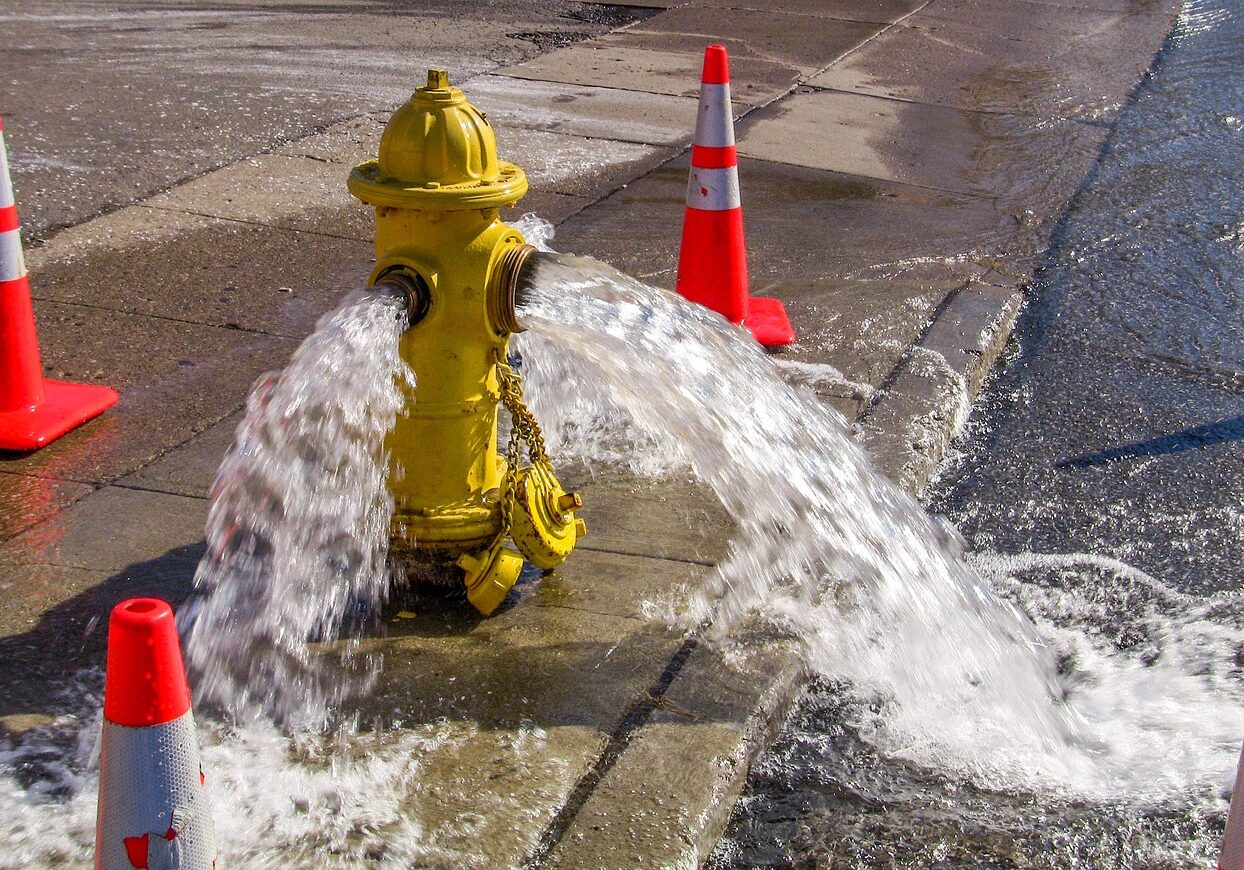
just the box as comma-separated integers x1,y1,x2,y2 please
517,256,1062,767
0,288,438,865
181,287,415,730
515,250,1242,802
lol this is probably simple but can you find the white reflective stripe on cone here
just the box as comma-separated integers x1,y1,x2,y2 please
95,710,215,870
0,133,13,210
0,228,25,282
1223,741,1244,870
693,83,735,148
685,166,741,211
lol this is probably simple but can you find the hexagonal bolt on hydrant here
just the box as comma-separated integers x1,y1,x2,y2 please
348,68,585,615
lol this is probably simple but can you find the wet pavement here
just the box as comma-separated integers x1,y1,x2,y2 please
1,0,641,244
0,0,1187,865
930,0,1244,595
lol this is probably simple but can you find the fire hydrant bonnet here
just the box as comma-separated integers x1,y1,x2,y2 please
348,68,528,211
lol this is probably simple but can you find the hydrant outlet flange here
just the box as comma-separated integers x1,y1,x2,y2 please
375,270,431,327
489,243,539,334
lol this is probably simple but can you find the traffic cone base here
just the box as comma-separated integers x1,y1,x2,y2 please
0,118,117,453
744,296,796,348
0,378,118,451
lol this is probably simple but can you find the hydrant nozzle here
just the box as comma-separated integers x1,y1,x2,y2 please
348,70,584,615
489,243,539,334
374,270,431,327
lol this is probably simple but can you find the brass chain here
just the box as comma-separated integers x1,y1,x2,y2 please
494,352,550,542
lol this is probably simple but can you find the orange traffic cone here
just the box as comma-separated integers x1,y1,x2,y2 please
0,115,117,452
1223,739,1244,869
675,45,796,349
95,598,216,870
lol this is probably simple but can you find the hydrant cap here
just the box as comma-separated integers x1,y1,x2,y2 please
349,68,527,210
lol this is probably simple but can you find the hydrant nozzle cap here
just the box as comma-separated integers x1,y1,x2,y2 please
347,68,528,211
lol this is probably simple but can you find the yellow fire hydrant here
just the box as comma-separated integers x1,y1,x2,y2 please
348,68,585,615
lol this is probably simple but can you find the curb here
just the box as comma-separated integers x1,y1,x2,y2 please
859,280,1025,493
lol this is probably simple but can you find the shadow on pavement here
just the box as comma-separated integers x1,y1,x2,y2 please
0,544,698,735
0,542,204,723
1056,412,1244,469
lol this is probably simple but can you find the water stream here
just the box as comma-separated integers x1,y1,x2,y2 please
520,254,1081,781
518,251,1243,802
181,286,413,730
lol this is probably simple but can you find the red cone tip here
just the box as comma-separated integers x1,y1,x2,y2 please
103,598,192,727
702,45,730,85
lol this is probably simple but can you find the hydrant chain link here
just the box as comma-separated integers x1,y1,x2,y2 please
496,355,549,468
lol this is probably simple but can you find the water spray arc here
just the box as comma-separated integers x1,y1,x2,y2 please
348,68,585,615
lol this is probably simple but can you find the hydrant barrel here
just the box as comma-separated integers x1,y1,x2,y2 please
376,209,524,552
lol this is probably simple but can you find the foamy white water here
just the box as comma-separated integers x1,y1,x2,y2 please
516,250,1244,803
0,672,479,868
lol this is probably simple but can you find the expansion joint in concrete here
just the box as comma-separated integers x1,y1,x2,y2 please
706,4,895,25
0,401,244,547
536,601,650,623
137,204,371,245
110,481,210,501
523,631,703,867
504,68,695,104
805,0,936,77
575,542,717,569
29,291,299,341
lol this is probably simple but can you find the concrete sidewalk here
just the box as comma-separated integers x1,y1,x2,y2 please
0,0,1179,865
